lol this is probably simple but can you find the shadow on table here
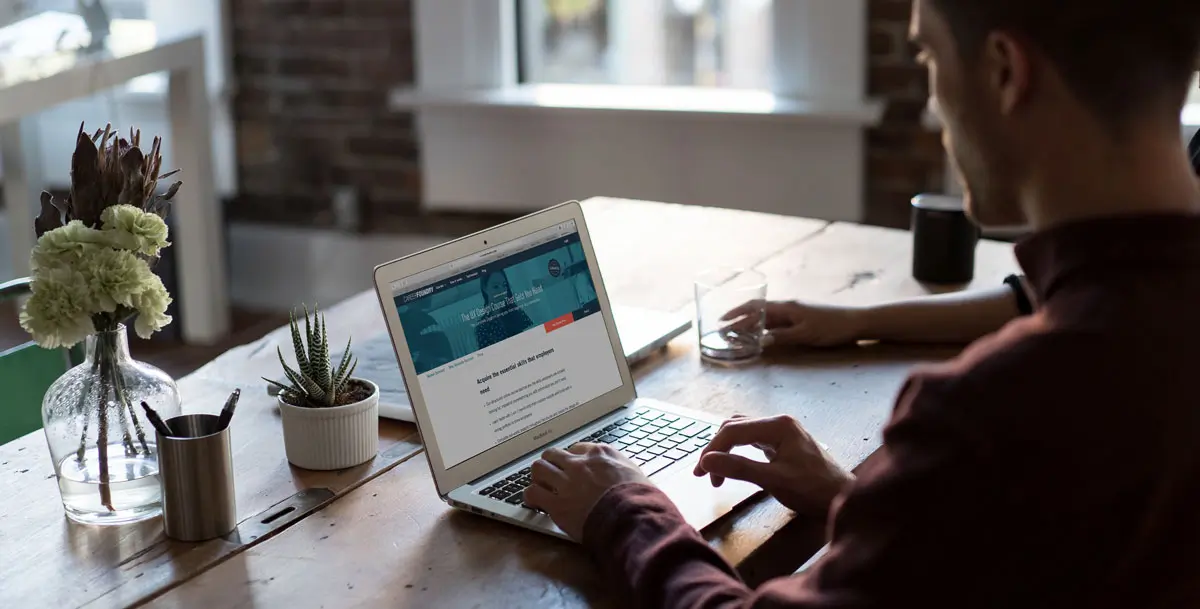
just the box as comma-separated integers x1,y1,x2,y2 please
62,514,241,606
64,513,166,565
398,507,616,608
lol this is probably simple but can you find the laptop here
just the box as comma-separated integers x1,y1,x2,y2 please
372,201,763,539
613,305,690,366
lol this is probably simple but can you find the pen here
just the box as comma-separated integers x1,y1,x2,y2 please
142,401,174,437
217,389,241,430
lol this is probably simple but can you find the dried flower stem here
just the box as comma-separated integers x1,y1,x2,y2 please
74,368,95,464
95,380,113,511
113,365,150,455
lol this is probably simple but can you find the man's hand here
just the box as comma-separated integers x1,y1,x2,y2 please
722,301,865,348
525,443,652,541
694,415,852,515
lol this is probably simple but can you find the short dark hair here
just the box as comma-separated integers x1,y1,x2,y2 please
928,0,1200,126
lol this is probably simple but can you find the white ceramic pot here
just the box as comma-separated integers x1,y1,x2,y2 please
278,379,380,470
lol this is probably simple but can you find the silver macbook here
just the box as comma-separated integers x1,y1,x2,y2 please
372,201,762,539
613,305,690,366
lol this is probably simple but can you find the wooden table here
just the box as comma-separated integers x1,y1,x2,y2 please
0,198,1018,608
0,284,422,606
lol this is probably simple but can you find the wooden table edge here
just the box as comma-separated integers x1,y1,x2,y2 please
127,447,429,608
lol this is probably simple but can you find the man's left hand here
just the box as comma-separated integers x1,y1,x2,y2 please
525,443,651,541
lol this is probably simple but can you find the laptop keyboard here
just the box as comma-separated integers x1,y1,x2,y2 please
476,407,716,509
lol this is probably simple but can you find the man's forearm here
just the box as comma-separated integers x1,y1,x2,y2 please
586,484,760,608
851,285,1021,344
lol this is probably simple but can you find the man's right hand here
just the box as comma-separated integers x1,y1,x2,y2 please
721,301,865,348
693,414,853,515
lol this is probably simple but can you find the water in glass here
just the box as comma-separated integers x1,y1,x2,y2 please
695,268,767,362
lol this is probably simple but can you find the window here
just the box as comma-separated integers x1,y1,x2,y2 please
518,0,773,89
1,0,157,91
10,0,145,21
1190,74,1200,105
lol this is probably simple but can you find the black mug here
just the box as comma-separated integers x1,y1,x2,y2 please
911,194,980,284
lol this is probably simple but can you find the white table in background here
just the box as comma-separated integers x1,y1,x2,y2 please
0,27,229,344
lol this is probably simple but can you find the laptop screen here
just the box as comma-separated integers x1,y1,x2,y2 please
390,220,624,469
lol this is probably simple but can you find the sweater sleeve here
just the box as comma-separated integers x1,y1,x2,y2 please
579,370,1021,609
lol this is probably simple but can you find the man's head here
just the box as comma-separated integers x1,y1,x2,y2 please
911,0,1200,227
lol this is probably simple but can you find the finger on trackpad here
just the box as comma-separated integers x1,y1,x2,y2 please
659,445,767,531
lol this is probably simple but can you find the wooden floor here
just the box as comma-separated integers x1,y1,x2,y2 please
0,303,289,379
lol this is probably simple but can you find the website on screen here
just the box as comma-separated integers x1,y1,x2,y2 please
392,222,623,468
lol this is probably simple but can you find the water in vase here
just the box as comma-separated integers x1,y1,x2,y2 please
57,443,162,525
41,327,179,525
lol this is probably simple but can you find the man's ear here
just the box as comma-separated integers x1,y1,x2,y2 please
982,32,1032,115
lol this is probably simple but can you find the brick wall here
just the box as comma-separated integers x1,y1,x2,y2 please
864,0,947,229
228,0,420,229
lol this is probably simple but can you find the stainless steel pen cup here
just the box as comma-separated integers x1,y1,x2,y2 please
157,414,237,542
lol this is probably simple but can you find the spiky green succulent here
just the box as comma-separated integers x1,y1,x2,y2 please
264,305,358,408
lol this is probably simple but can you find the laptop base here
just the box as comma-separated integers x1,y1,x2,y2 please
446,399,763,540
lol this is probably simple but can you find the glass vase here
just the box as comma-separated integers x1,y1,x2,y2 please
41,325,181,525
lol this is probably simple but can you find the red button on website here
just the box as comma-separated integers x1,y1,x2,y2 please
543,313,574,333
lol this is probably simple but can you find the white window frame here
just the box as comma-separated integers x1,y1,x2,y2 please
397,0,882,221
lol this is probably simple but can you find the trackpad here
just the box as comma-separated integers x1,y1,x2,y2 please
657,446,766,531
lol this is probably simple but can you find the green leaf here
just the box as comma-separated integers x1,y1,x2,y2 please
289,368,326,403
336,359,358,397
303,303,315,362
278,346,326,402
288,310,311,378
263,377,292,392
264,377,307,407
311,313,331,392
275,348,293,382
332,338,353,392
278,361,305,392
321,315,331,384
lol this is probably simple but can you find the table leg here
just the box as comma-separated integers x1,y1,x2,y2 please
0,118,43,280
168,55,230,344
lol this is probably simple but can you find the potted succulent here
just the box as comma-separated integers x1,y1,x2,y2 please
265,305,379,470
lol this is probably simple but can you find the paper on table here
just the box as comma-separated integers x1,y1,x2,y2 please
267,334,414,421
335,335,414,422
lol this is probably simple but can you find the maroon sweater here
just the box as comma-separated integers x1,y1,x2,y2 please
584,214,1200,608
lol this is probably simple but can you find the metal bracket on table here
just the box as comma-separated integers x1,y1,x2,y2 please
234,487,335,545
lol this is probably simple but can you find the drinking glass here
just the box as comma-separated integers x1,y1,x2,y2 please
694,268,767,362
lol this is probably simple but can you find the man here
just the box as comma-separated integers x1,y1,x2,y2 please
526,1,1200,607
